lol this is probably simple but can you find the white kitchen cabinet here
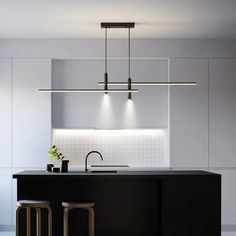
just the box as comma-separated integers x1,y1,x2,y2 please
170,58,209,168
210,169,236,225
0,168,12,225
12,59,51,168
209,59,236,167
0,59,12,167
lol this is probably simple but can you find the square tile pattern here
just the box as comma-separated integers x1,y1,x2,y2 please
53,129,169,167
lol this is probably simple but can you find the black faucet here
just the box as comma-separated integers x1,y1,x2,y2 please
85,151,103,172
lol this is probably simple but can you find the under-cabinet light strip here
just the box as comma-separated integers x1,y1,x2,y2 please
38,89,138,93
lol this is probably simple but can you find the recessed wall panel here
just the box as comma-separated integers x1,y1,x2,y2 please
52,59,168,129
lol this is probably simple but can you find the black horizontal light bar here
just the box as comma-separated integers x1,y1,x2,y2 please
38,89,138,93
101,22,135,29
98,81,197,86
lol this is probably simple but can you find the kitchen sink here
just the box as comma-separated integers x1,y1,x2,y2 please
91,170,118,173
68,170,118,173
91,165,129,167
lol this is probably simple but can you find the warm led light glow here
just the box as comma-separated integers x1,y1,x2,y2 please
98,82,197,86
124,100,137,128
38,89,138,93
98,94,114,129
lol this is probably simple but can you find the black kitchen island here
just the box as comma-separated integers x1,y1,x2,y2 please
13,170,221,236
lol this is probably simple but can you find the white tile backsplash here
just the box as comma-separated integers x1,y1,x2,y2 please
53,129,169,167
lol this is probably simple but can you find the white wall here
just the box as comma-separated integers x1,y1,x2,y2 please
1,39,236,58
0,38,236,232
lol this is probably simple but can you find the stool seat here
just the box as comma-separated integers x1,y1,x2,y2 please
17,200,50,208
62,201,95,209
16,200,52,236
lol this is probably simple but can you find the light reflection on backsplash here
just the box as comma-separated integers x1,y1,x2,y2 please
52,129,169,167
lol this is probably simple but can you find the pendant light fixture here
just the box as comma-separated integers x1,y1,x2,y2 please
128,26,132,99
39,21,196,95
101,22,135,99
98,22,196,89
104,26,108,94
38,22,138,94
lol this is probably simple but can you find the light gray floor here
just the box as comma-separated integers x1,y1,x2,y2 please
223,233,236,236
0,233,14,236
0,232,235,236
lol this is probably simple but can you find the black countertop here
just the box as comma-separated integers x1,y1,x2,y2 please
13,170,220,179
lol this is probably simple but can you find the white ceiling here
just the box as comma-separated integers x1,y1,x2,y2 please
0,0,236,39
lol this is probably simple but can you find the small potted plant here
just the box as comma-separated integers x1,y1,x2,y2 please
48,145,69,172
48,145,64,161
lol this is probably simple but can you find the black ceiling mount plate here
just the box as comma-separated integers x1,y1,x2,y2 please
101,22,135,29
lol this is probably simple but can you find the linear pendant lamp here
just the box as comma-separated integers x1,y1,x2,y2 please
98,22,196,89
38,89,138,93
98,81,197,86
38,22,138,94
38,88,138,93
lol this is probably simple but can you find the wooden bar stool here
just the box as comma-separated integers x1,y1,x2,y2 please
16,200,52,236
62,201,95,236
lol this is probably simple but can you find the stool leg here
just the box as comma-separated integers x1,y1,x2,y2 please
63,207,70,236
36,208,41,236
16,206,22,236
26,207,31,236
46,207,52,236
88,208,95,236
